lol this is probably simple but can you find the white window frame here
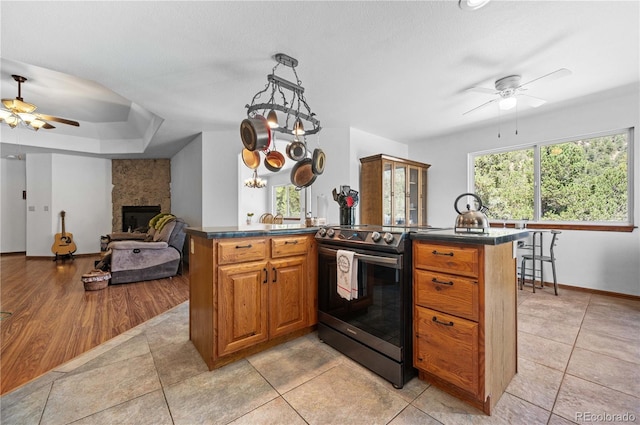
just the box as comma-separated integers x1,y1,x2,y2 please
468,128,634,227
272,183,301,219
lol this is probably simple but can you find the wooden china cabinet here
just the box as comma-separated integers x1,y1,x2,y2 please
359,154,431,226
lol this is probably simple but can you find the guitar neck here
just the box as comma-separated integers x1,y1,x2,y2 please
61,211,67,237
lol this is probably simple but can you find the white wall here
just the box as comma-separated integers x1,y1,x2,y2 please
349,128,410,224
0,158,27,252
25,154,53,256
22,153,112,256
171,133,203,227
305,127,351,225
51,154,112,254
201,130,241,226
238,154,268,223
410,86,640,296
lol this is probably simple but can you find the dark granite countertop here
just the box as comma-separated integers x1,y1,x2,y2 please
410,228,529,245
185,224,318,239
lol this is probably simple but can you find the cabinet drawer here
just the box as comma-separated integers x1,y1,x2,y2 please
414,242,479,278
414,306,480,396
271,236,309,258
218,238,268,265
414,270,479,322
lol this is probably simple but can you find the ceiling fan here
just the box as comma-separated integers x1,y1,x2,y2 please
463,68,572,116
0,74,80,131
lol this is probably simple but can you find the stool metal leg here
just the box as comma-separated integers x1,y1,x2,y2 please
551,258,558,295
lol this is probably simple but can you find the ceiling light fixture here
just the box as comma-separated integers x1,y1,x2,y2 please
1,75,80,132
244,170,267,189
458,0,491,11
498,96,517,111
245,53,321,136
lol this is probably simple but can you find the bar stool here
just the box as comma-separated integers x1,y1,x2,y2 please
519,230,561,295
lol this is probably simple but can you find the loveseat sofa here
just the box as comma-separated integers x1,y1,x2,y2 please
106,216,187,284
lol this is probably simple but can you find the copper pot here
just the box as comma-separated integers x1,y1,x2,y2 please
240,115,271,152
242,148,260,169
264,150,285,172
290,158,316,189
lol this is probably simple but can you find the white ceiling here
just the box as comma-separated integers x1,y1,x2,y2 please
1,1,638,158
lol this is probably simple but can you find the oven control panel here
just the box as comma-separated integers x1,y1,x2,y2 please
314,226,404,251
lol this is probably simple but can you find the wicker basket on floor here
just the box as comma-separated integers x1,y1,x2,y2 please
82,269,111,290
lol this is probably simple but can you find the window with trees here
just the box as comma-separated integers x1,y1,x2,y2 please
274,184,301,218
472,129,632,226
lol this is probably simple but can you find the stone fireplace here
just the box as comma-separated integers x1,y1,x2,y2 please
112,159,171,232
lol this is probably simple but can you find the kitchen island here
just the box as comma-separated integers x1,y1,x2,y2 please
411,228,528,415
185,224,318,370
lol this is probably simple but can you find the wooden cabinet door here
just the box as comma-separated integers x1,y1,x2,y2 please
414,306,480,396
268,256,307,338
217,261,269,356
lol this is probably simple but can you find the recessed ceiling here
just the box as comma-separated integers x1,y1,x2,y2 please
1,1,638,158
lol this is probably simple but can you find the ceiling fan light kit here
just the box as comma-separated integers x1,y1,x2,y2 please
498,96,517,111
0,74,80,131
463,68,572,116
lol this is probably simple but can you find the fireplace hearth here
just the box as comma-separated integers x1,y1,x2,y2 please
122,205,161,232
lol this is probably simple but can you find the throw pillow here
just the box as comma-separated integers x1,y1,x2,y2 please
155,214,176,231
148,213,168,229
154,219,176,242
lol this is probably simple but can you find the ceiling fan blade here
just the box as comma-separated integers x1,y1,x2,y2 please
518,94,547,108
2,98,37,113
465,86,498,95
42,122,56,129
35,113,80,127
463,98,499,115
518,68,572,89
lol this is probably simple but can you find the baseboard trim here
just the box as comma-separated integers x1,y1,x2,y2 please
520,279,639,300
24,253,102,260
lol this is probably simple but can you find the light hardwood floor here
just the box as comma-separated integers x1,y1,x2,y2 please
0,254,189,395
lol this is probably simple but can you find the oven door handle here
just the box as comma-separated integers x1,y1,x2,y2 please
319,247,401,269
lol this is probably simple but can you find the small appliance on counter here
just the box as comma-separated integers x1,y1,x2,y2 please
454,193,490,233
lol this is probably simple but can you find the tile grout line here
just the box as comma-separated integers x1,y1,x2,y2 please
546,292,591,425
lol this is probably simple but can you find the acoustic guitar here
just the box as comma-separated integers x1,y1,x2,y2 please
51,210,77,257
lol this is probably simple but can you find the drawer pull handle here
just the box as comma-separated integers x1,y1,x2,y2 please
432,316,454,327
284,240,299,245
263,268,268,284
432,277,454,286
236,244,253,249
432,250,454,256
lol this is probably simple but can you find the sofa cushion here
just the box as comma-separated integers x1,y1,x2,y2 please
154,219,176,242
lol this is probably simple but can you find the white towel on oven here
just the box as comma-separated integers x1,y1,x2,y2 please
336,249,358,300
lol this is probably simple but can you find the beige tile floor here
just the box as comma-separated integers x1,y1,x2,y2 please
1,287,639,425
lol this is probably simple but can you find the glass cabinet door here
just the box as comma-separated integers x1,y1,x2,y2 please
420,167,428,225
393,163,407,225
382,161,393,225
408,167,419,225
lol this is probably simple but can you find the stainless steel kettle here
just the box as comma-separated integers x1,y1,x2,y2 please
454,193,489,232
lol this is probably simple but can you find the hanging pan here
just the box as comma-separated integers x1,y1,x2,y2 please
264,150,285,172
286,138,307,161
311,148,326,175
240,115,271,151
242,148,260,169
290,158,317,190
